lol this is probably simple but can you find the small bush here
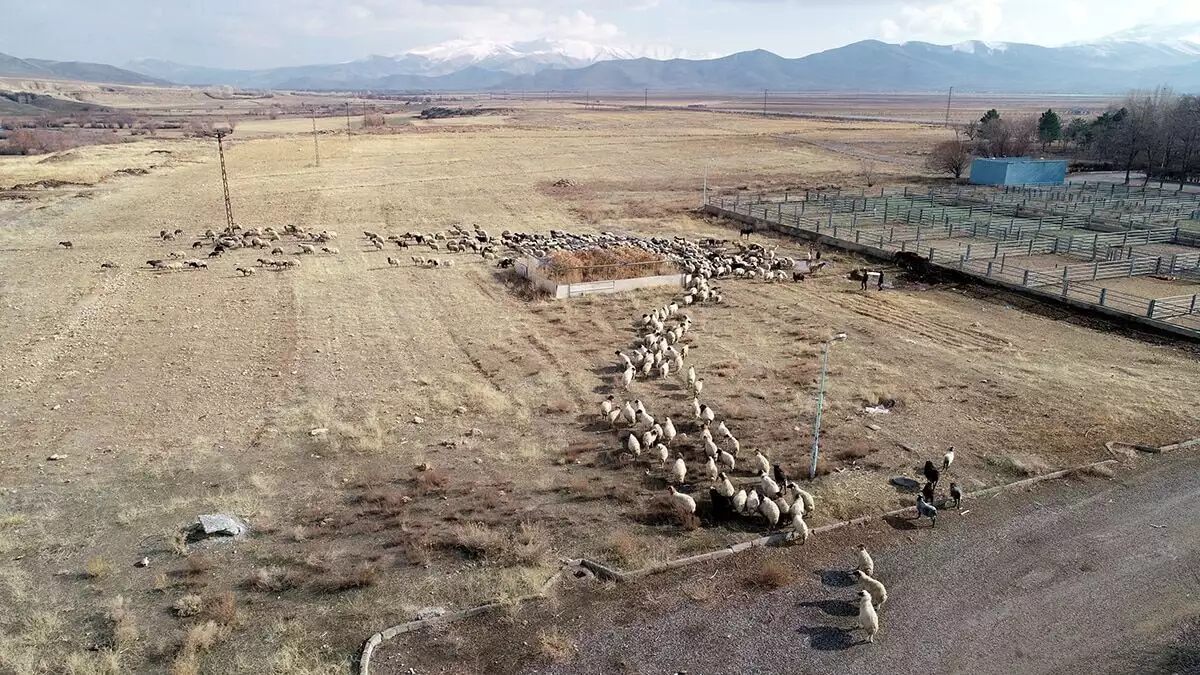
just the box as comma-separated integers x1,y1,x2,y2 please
85,556,113,580
449,522,507,560
510,523,551,567
246,566,304,592
169,532,189,557
173,594,203,618
536,627,578,664
313,563,378,593
987,454,1052,477
203,591,238,626
747,559,794,589
185,554,213,575
107,595,139,650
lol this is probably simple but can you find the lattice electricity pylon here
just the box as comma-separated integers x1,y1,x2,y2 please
213,129,235,230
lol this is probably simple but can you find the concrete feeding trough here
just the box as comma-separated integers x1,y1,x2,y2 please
514,254,684,299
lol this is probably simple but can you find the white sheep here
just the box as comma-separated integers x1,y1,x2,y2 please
298,244,316,254
857,590,879,643
759,470,780,498
852,570,888,608
693,378,704,397
668,454,687,484
668,486,696,516
626,433,642,457
855,544,874,576
792,511,810,544
600,395,615,418
703,456,718,480
653,443,669,467
732,488,747,513
717,449,735,472
699,404,715,423
622,366,634,390
753,450,771,476
621,401,636,425
758,493,780,528
790,484,816,515
745,489,761,516
942,446,955,471
662,418,677,445
716,473,735,497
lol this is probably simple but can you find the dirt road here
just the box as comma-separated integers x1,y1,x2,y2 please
517,451,1200,675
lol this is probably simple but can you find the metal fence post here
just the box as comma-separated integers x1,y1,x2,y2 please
1023,269,1031,286
1099,288,1107,306
1147,299,1157,318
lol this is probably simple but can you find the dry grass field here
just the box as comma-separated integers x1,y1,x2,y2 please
0,103,1196,674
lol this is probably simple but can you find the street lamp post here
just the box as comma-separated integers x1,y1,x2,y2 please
809,332,848,480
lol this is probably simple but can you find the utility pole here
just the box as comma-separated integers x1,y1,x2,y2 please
345,102,352,138
763,89,768,117
212,128,235,230
644,88,648,110
945,87,954,128
546,90,550,103
310,108,320,168
585,90,590,110
809,332,847,480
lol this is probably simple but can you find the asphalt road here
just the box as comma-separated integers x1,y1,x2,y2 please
532,452,1200,675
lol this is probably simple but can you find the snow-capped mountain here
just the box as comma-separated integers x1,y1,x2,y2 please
404,38,639,75
1092,21,1200,55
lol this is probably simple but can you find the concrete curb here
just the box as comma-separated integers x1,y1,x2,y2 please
356,439,1196,673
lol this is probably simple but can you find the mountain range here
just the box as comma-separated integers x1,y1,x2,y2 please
3,24,1200,94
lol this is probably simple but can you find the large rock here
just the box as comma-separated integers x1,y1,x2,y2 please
198,514,247,537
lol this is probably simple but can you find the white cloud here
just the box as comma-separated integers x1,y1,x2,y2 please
877,0,1007,43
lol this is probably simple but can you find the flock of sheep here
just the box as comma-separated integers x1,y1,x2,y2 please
596,265,820,542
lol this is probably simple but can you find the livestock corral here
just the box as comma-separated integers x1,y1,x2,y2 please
0,103,1197,674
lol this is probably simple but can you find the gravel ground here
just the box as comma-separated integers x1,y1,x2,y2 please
376,449,1200,674
532,451,1200,675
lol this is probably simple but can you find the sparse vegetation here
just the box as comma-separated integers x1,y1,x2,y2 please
747,559,795,589
536,627,578,664
85,556,113,580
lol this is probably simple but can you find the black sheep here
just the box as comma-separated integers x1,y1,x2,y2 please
950,483,962,509
921,480,936,504
923,460,940,487
709,488,734,523
772,463,789,486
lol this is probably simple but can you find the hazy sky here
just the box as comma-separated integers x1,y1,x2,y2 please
3,0,1200,68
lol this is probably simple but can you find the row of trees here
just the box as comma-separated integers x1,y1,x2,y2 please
927,88,1200,187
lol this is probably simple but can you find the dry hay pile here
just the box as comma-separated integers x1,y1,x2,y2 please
544,246,676,283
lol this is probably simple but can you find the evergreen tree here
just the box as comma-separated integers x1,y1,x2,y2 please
1037,109,1062,151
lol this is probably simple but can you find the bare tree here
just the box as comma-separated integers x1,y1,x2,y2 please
926,139,973,179
860,158,878,188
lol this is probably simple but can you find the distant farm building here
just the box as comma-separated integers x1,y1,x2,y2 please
969,158,1067,186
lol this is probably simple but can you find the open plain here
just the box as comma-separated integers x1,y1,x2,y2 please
0,100,1197,674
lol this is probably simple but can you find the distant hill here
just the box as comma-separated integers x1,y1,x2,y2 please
0,52,169,85
121,39,1200,94
0,90,107,116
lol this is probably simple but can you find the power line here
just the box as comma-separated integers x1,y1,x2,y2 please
763,89,768,117
945,87,954,128
212,129,235,230
310,108,321,167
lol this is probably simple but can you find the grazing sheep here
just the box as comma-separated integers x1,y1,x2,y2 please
758,493,781,528
626,433,642,457
759,470,781,498
99,261,119,269
599,395,615,418
717,449,735,472
699,404,715,423
744,489,761,516
192,241,204,249
852,570,888,607
662,417,677,445
950,483,962,509
855,544,874,576
185,260,208,269
792,511,809,544
298,244,316,254
163,261,185,271
942,447,955,472
923,460,940,487
653,443,669,467
236,267,255,277
716,473,735,498
169,250,186,259
703,456,719,480
857,590,879,643
789,483,816,515
668,454,687,484
322,246,340,254
146,259,167,269
621,366,634,390
921,481,936,504
753,450,771,476
732,488,747,513
667,486,696,514
915,495,937,527
271,247,284,255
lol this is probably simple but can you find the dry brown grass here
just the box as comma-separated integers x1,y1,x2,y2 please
173,594,203,618
107,595,139,650
747,559,794,589
203,591,239,626
544,247,675,283
185,554,214,575
85,556,113,580
987,454,1054,477
535,627,578,664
